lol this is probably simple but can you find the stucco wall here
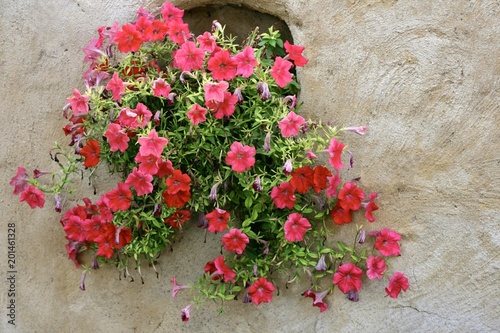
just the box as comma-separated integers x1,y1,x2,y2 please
1,0,498,332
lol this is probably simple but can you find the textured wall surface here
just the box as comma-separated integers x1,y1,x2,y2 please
1,0,499,332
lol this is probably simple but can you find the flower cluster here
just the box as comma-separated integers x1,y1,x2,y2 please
10,2,409,320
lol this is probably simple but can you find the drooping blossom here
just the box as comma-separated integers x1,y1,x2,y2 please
207,49,237,81
282,159,293,175
385,272,410,298
138,129,169,157
103,182,132,212
125,167,153,195
33,169,50,179
213,255,236,282
374,228,401,256
306,149,317,159
105,72,126,101
152,78,171,97
302,289,329,312
270,182,296,209
203,81,229,102
66,88,89,114
164,210,190,229
315,254,327,271
187,104,207,125
279,111,305,137
333,263,363,294
225,141,256,173
284,41,309,67
19,185,45,209
329,202,352,226
197,31,217,52
327,138,345,170
206,91,238,119
346,290,359,302
344,126,368,136
290,166,314,194
82,37,105,63
271,56,293,88
338,182,365,211
357,229,366,244
114,24,143,53
79,140,100,168
206,208,230,233
173,41,205,71
366,256,387,280
284,213,311,242
257,82,271,101
248,277,275,305
104,123,129,152
253,176,262,192
264,132,271,152
364,193,379,222
171,277,190,298
234,46,258,77
180,304,192,322
221,228,249,254
10,166,29,195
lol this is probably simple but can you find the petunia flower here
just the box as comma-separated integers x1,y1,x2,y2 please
103,182,132,212
164,210,190,229
207,49,237,81
315,254,327,271
206,208,230,233
325,173,342,198
143,20,168,42
282,159,293,175
333,263,363,294
270,181,296,209
197,32,217,52
366,255,387,280
114,24,143,53
105,72,126,101
138,129,169,157
256,82,271,101
271,56,293,88
162,188,191,208
167,21,190,45
104,123,129,152
279,111,305,137
173,41,205,71
213,255,236,282
66,88,89,114
344,126,368,136
125,167,153,196
152,78,171,98
284,41,309,67
206,91,238,119
10,166,29,195
385,272,410,298
284,213,311,242
19,185,45,209
222,228,250,254
312,165,332,193
203,81,229,102
290,166,315,194
234,46,258,78
338,182,365,211
363,193,379,222
329,202,352,226
327,138,345,170
374,228,401,256
248,277,275,305
161,2,184,24
135,153,160,175
302,289,329,312
171,277,190,298
79,140,100,168
225,141,256,173
180,304,192,322
165,170,191,195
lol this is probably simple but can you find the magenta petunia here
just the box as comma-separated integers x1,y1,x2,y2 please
152,78,171,97
10,166,29,195
385,272,410,298
284,213,311,242
203,81,229,102
125,167,154,196
366,255,387,280
333,263,363,294
106,72,126,101
173,41,205,71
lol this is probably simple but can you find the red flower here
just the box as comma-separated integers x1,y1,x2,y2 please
167,21,190,45
329,202,352,225
173,41,205,71
80,140,100,168
312,165,332,193
105,72,126,101
165,210,191,229
206,91,238,119
328,138,345,170
338,182,365,211
187,104,207,125
366,255,387,280
138,129,168,157
284,41,309,67
333,263,363,294
290,165,314,194
225,141,256,173
207,49,237,81
234,46,258,78
213,255,236,282
143,20,168,42
82,215,106,242
303,289,329,313
165,169,191,194
103,182,132,212
284,213,311,242
161,2,184,24
156,158,175,178
374,228,401,256
206,208,230,233
19,185,45,209
385,272,410,298
203,81,229,102
63,215,87,242
270,182,296,209
221,228,249,254
125,167,153,195
66,88,89,114
271,56,293,88
364,193,379,222
162,189,191,208
104,123,129,152
248,277,275,305
279,111,305,137
152,78,171,97
115,24,143,53
10,166,29,195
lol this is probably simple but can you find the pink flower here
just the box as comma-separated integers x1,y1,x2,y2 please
225,141,256,173
167,21,190,45
206,91,238,119
152,78,171,97
327,138,345,170
270,182,296,209
104,123,129,152
284,41,309,67
248,277,275,305
303,289,329,312
333,263,363,294
366,256,387,280
385,272,410,298
213,255,236,282
161,2,184,24
374,228,401,256
114,24,143,53
203,81,229,102
10,166,29,195
279,111,305,137
345,126,368,136
306,149,317,159
364,193,379,222
207,49,237,81
338,182,365,211
138,129,169,157
197,32,217,52
66,88,89,114
180,304,192,322
103,182,132,212
271,56,293,88
171,277,190,298
206,208,230,233
106,72,125,101
133,103,152,128
173,41,205,71
284,213,311,242
19,185,45,209
125,167,153,195
325,173,342,198
234,46,258,77
187,104,207,125
143,20,168,42
221,228,249,254
135,153,160,175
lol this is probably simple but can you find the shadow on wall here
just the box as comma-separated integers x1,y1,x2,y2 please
183,4,293,44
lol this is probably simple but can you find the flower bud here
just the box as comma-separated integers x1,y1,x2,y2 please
315,254,327,271
253,176,262,192
264,132,271,152
209,182,220,202
357,229,366,244
257,82,271,101
283,95,297,109
346,290,359,302
54,194,62,213
283,159,293,175
234,87,244,104
212,20,222,32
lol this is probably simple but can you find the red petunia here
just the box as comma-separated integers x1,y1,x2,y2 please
284,213,311,242
290,165,314,194
234,46,258,78
333,263,363,294
143,19,168,42
374,228,401,256
364,193,379,222
206,208,230,233
279,111,305,137
165,169,191,195
162,188,191,208
125,167,153,196
248,277,275,305
63,215,87,242
270,182,296,209
221,228,249,254
225,141,256,173
161,2,184,24
187,104,207,125
312,165,332,193
104,123,129,152
164,210,191,229
385,272,410,298
19,185,45,209
330,202,352,226
366,255,387,280
271,56,293,88
138,129,169,157
213,255,236,282
103,182,132,212
338,182,365,211
328,138,345,170
80,139,100,168
207,49,237,81
173,41,205,71
167,21,190,45
284,41,309,67
115,24,143,53
303,289,329,313
206,91,238,119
